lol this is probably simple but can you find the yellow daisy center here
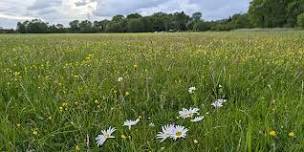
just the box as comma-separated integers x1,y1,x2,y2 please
176,131,182,137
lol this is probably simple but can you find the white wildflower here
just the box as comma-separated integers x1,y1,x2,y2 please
191,116,204,122
117,77,123,82
157,124,175,142
156,124,188,142
123,118,140,130
188,86,197,94
171,125,188,140
96,127,116,146
178,107,199,119
149,122,155,127
211,99,227,109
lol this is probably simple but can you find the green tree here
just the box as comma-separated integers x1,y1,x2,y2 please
141,17,153,32
192,12,202,21
173,12,190,31
79,20,93,33
248,0,294,27
112,15,125,22
17,22,26,33
127,13,142,19
297,13,304,28
230,14,252,28
69,20,80,32
26,19,48,33
127,18,145,32
93,20,109,32
151,12,174,31
286,0,304,27
105,22,125,33
193,21,210,31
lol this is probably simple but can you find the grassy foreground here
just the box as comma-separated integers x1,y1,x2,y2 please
1,32,304,151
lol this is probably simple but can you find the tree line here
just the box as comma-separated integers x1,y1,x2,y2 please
14,12,254,33
1,0,303,33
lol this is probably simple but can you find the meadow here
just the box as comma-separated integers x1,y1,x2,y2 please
1,31,304,151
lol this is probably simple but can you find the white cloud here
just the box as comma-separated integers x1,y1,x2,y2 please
0,13,35,20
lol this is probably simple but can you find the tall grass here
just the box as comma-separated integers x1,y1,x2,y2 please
1,32,304,151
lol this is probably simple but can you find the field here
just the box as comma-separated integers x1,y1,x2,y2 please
1,32,304,151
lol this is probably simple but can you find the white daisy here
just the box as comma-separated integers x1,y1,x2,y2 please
117,77,123,82
211,99,227,108
156,124,175,142
178,107,199,119
95,127,116,146
211,100,223,108
171,125,188,140
123,118,140,130
157,124,189,142
191,116,204,122
188,86,197,94
218,99,227,103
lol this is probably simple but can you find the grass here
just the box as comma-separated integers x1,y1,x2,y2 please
1,32,304,151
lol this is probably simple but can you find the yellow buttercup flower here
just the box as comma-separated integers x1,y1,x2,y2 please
269,130,277,137
59,106,63,112
32,130,38,135
288,132,295,138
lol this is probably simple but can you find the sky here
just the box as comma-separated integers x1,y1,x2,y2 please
0,0,251,29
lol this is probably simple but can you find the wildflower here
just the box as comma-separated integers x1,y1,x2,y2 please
75,145,80,151
156,124,188,142
191,116,204,122
188,86,196,94
62,102,68,107
211,99,227,109
133,64,138,68
117,77,123,82
179,107,199,119
269,130,277,137
157,124,175,142
149,122,155,127
172,125,188,140
16,123,21,127
217,99,227,103
32,130,38,135
96,127,116,146
288,132,295,138
193,139,199,144
123,118,140,130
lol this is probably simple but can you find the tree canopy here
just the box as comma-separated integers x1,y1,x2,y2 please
248,0,304,27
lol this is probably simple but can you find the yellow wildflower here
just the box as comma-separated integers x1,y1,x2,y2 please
269,130,277,137
288,132,295,138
